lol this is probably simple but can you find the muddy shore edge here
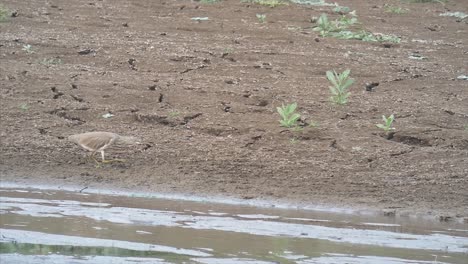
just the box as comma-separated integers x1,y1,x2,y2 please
1,177,466,224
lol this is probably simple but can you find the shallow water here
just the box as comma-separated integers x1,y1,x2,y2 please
0,186,467,264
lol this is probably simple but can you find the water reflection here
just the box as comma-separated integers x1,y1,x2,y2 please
1,187,467,264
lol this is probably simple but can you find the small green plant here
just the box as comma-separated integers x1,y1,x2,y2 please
290,0,335,6
291,125,303,132
19,103,30,111
168,110,180,117
313,13,400,43
376,114,395,132
384,5,408,14
308,121,318,128
313,13,334,35
242,0,287,8
333,6,351,14
277,103,301,128
22,44,34,54
337,12,358,25
326,69,354,105
403,0,445,3
256,14,267,23
40,58,62,66
200,0,221,3
313,13,357,36
365,32,401,43
0,5,8,22
440,12,468,19
333,30,401,43
223,48,234,55
289,137,299,144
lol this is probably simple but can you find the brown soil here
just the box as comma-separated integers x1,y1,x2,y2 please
1,0,467,220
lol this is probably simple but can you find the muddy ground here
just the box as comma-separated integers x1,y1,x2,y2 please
0,0,467,220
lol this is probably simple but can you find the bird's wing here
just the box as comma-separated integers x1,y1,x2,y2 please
78,134,112,151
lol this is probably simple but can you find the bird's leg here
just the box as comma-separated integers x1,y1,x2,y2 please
100,151,125,163
101,150,107,163
88,151,101,167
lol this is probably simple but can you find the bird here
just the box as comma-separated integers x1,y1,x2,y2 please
68,132,139,163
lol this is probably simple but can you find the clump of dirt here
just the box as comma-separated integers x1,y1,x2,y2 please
0,0,467,220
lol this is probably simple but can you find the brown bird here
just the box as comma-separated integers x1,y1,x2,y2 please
68,132,139,163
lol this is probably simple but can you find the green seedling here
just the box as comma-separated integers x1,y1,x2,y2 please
333,30,401,43
19,103,30,111
313,13,357,37
22,44,34,53
289,137,299,144
290,0,335,6
40,58,62,66
242,0,288,8
326,69,354,105
338,12,358,25
200,0,221,3
256,14,267,23
313,13,333,35
277,103,301,128
440,12,468,19
365,32,401,43
223,48,234,54
168,110,180,117
384,5,408,14
313,13,400,43
0,5,8,22
291,125,303,132
333,6,351,14
376,114,395,132
308,121,318,128
403,0,445,3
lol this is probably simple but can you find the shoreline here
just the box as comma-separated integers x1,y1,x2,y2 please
1,178,466,224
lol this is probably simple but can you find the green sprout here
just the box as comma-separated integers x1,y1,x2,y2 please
22,44,34,54
326,69,354,105
332,30,401,43
277,103,301,128
376,114,395,132
313,13,400,43
313,13,357,36
168,110,180,117
223,48,234,54
200,0,221,3
256,14,267,23
333,6,351,14
290,0,335,6
19,103,30,111
313,13,332,35
384,5,408,14
289,137,299,144
308,121,318,128
313,13,336,36
403,0,445,3
40,58,62,66
0,5,9,22
242,0,288,8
